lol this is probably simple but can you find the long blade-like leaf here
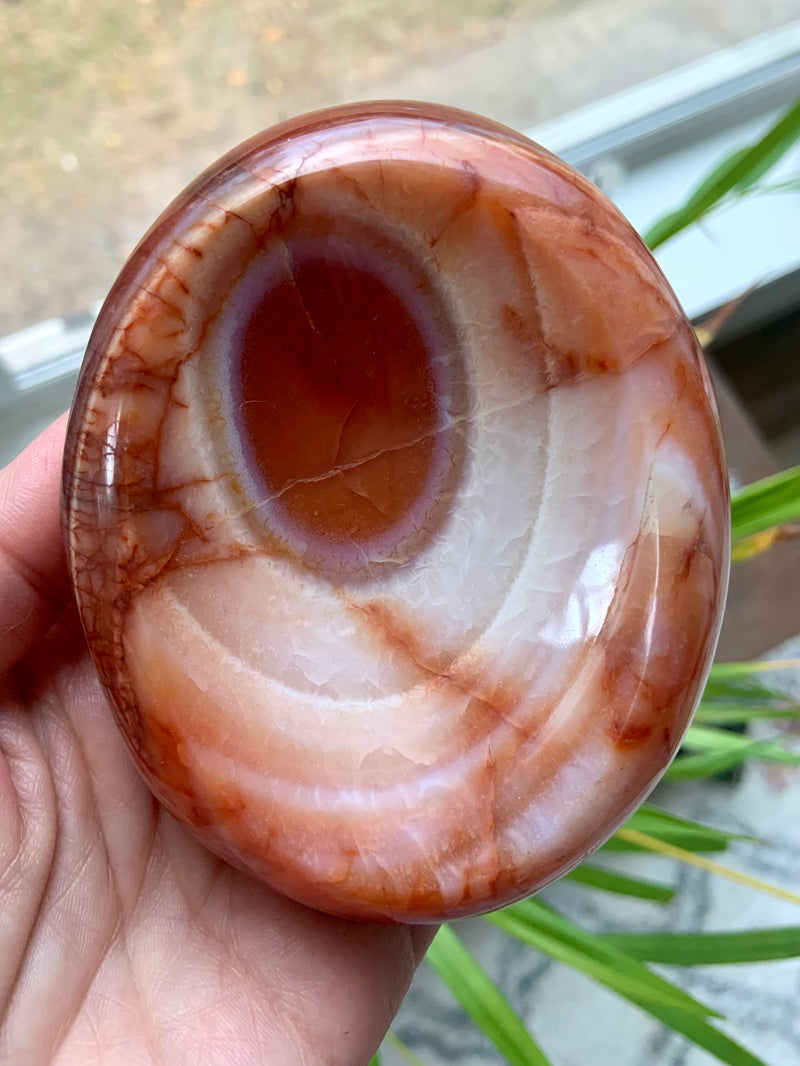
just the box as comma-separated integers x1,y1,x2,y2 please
666,741,783,780
493,901,719,1011
385,1031,428,1066
630,805,751,841
752,177,800,196
602,834,731,854
616,828,800,907
566,863,675,902
707,659,800,681
493,901,768,1066
640,1003,769,1066
702,663,792,704
695,702,800,725
682,724,800,764
603,804,752,853
644,96,800,248
731,465,800,542
487,904,719,1018
426,925,551,1066
669,724,800,779
598,926,800,965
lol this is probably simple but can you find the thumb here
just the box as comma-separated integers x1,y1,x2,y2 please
0,414,71,675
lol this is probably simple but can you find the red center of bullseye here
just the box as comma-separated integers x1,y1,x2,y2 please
234,225,463,562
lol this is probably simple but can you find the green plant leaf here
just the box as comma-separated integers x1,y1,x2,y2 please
667,724,800,779
644,96,800,248
601,833,730,854
426,925,551,1066
751,176,800,195
640,1004,769,1066
666,741,784,780
731,465,800,542
566,863,675,902
684,724,800,765
385,1031,428,1065
493,901,768,1066
702,664,789,704
631,805,749,840
602,804,750,854
682,145,752,205
695,702,800,725
615,827,800,907
368,1055,381,1066
598,926,800,965
707,659,799,681
487,901,719,1018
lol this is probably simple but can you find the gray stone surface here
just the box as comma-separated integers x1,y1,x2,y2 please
386,635,800,1065
371,0,800,132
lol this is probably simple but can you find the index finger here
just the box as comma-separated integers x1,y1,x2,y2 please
0,414,71,675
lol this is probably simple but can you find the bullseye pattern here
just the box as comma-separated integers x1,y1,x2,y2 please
63,102,730,922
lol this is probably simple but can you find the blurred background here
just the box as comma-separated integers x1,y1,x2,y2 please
3,5,800,1065
3,0,800,658
0,0,797,325
1,0,798,338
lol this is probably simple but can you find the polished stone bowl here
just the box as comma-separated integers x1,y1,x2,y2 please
63,102,730,922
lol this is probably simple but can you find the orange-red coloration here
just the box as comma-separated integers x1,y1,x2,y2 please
63,102,730,923
234,236,449,546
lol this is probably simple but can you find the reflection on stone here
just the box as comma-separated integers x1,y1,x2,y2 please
63,102,730,922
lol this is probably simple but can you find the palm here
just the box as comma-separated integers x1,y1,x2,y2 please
0,422,432,1066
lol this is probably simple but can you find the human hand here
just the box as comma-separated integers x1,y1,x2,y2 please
0,416,433,1066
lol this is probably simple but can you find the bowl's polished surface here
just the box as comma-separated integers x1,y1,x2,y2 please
63,102,730,922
